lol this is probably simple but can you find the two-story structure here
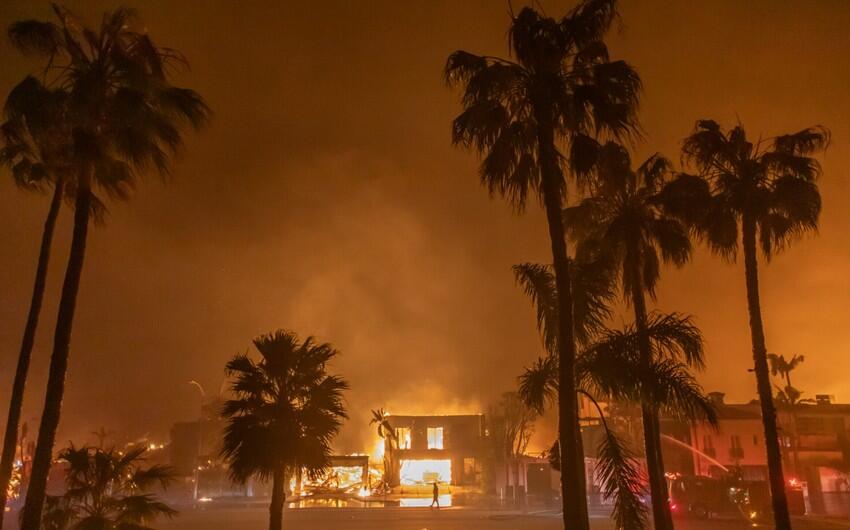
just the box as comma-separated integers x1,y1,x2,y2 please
685,397,768,480
685,394,850,496
385,414,485,486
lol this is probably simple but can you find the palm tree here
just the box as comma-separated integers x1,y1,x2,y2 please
40,444,176,530
519,314,717,530
768,353,805,391
665,120,829,530
9,8,209,529
514,258,715,529
369,408,398,487
220,330,349,530
768,353,809,477
0,76,73,524
445,4,641,523
563,141,692,529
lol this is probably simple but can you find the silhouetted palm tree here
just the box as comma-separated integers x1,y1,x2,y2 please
445,2,640,524
514,255,715,529
0,76,73,524
9,7,208,528
40,444,176,530
767,353,805,391
768,353,809,477
369,408,398,487
563,141,692,529
666,120,829,530
519,314,717,530
221,330,349,530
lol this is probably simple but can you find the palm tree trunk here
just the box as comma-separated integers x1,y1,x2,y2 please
535,104,589,530
628,258,674,530
786,373,801,478
742,216,792,530
19,172,92,530
0,180,64,526
791,410,800,478
270,466,285,530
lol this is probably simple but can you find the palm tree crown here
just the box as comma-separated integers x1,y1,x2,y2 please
41,444,176,530
220,330,349,485
445,1,641,209
668,120,828,260
9,5,210,203
564,142,691,299
369,408,396,444
0,76,73,194
518,313,714,422
767,353,805,386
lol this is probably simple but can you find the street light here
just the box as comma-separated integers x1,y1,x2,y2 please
188,381,206,501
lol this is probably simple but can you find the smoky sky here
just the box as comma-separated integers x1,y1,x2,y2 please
0,0,848,453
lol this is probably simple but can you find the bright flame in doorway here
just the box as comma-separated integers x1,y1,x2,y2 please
399,459,451,485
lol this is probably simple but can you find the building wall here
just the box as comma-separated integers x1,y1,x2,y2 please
387,414,485,486
689,417,768,479
684,402,850,485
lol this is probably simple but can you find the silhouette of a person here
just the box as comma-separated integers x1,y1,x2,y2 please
430,481,440,508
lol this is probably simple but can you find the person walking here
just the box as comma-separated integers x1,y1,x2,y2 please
430,481,440,508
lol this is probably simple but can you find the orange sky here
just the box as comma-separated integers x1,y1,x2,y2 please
0,0,847,452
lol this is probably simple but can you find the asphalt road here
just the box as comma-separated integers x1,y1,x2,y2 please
6,506,849,529
155,507,850,530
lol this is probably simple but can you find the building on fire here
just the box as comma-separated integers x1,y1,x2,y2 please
384,414,486,486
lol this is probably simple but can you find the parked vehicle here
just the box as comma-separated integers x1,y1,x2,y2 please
667,474,804,521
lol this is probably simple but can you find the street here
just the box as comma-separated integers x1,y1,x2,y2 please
155,506,850,530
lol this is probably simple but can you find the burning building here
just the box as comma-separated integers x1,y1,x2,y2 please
383,414,485,486
297,455,370,494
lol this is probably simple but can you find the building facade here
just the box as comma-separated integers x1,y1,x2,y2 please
678,393,850,510
385,414,485,486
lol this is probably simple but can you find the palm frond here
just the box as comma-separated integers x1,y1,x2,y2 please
596,428,647,530
642,312,705,369
518,356,559,414
8,20,62,55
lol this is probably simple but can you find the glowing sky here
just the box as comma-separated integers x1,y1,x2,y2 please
0,1,848,452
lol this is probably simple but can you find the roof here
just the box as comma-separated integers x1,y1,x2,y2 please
386,414,483,420
713,405,762,420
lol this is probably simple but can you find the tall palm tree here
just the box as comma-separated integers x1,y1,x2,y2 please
445,3,640,525
514,258,715,530
9,8,209,529
563,141,693,530
220,330,349,530
369,408,398,487
40,444,176,530
0,76,72,525
665,120,829,530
